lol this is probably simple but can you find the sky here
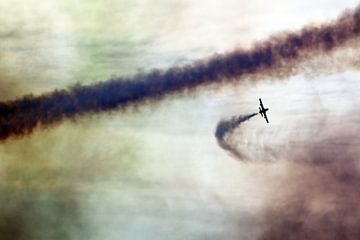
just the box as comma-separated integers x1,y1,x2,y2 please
0,0,360,239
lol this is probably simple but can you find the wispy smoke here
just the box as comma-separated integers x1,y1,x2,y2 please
215,113,258,160
1,5,360,140
258,122,360,240
218,111,360,239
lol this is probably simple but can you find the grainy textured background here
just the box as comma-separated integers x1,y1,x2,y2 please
0,1,359,239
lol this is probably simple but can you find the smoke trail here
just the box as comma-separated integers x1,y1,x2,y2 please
1,4,360,140
215,113,257,160
215,113,360,239
258,122,360,240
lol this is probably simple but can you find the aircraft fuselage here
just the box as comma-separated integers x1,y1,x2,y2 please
259,107,268,116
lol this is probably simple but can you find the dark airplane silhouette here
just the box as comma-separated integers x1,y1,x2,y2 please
259,98,269,123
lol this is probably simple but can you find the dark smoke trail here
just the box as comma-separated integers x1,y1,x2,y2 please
1,5,360,140
215,113,257,160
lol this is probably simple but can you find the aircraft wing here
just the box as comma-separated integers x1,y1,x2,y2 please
263,111,269,123
259,98,264,109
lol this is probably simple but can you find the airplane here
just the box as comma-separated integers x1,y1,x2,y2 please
258,98,269,123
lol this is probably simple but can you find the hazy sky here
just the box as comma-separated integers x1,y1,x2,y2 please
0,1,359,239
